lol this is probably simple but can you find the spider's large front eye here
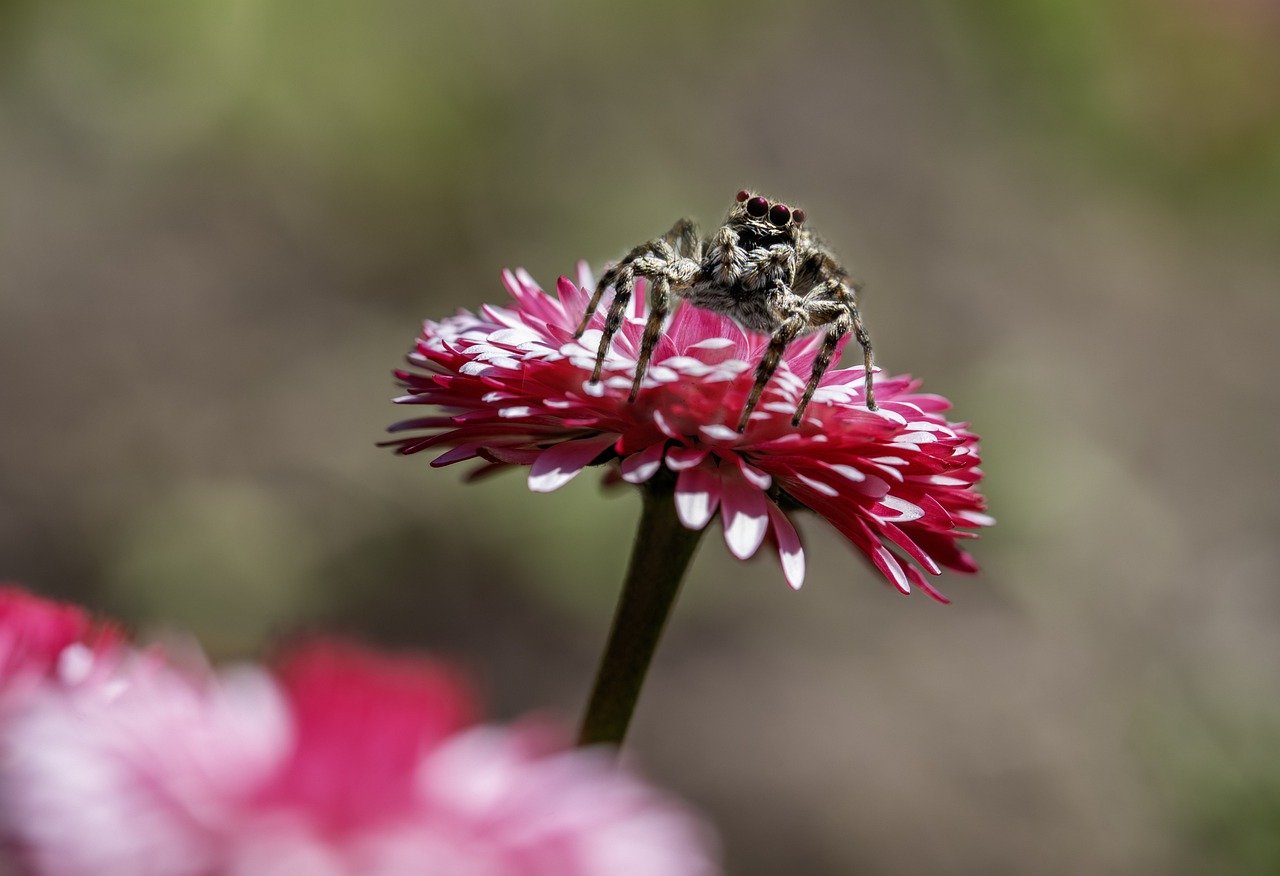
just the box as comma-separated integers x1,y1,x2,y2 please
745,196,769,218
769,203,792,226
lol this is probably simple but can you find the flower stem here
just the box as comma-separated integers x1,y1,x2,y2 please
577,472,705,749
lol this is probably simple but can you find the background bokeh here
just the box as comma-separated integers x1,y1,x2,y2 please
2,1,1279,872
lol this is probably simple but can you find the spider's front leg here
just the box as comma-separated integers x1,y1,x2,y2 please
587,247,700,387
574,242,654,341
628,254,700,401
587,258,643,383
574,218,700,339
582,219,701,388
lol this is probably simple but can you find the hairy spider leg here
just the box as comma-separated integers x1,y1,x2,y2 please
794,242,879,411
851,303,876,411
575,243,650,339
789,283,876,424
589,238,684,384
626,225,703,400
630,276,673,402
627,251,703,400
574,218,700,339
793,308,849,426
736,310,808,433
827,278,877,412
664,217,702,263
590,266,636,382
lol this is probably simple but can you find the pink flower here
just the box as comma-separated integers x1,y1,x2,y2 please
235,642,720,875
0,603,721,875
385,266,992,599
0,655,289,875
0,585,124,702
250,642,478,835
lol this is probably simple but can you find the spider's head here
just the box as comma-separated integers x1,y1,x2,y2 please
729,190,806,242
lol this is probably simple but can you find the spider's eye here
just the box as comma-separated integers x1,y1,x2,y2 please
792,208,806,225
736,190,751,203
745,196,769,218
768,203,792,226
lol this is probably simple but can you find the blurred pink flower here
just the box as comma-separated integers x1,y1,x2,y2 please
250,641,479,835
0,585,124,701
236,641,720,875
0,652,289,875
0,595,720,875
386,266,992,599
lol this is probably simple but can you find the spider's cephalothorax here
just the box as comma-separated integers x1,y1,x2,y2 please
574,190,877,432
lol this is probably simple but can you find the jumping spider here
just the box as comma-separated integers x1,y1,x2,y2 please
574,190,877,432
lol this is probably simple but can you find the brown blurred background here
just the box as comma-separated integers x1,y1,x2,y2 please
2,1,1279,872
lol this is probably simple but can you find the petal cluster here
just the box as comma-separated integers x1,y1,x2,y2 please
0,587,721,875
387,265,991,599
0,585,124,703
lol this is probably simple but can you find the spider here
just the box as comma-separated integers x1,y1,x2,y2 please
574,190,877,432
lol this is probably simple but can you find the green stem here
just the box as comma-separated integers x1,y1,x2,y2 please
577,473,705,749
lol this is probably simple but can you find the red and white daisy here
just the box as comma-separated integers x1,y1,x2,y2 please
386,265,992,600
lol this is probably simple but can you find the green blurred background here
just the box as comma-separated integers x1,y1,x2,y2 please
2,1,1278,872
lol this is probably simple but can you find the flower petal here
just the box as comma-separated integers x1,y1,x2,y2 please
652,409,681,439
674,465,721,530
870,545,911,595
878,522,942,575
956,510,996,528
719,467,769,560
527,435,615,492
766,502,805,590
873,495,925,523
698,424,739,443
666,446,708,471
431,444,481,467
729,455,772,491
903,562,950,604
621,443,666,484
